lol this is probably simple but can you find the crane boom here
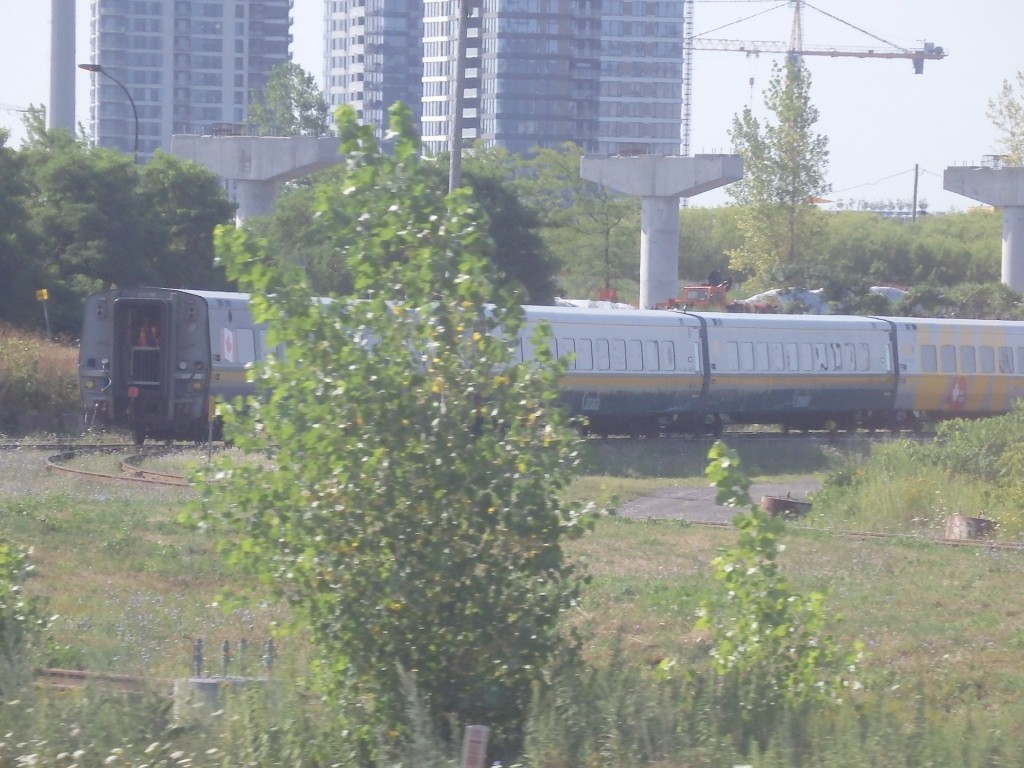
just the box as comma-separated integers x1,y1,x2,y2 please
680,0,948,159
691,37,946,64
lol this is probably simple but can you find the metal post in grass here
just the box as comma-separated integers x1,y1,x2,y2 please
460,725,489,768
36,289,51,339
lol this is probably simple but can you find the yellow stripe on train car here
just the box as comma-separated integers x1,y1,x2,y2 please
908,372,1020,413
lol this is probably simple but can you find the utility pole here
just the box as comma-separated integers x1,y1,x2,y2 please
448,0,470,193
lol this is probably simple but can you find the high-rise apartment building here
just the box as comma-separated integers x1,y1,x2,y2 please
324,0,424,132
85,0,292,161
325,0,685,157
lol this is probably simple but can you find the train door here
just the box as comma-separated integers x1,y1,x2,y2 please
113,298,170,444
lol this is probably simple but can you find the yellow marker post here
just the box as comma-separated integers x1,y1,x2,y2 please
35,288,51,338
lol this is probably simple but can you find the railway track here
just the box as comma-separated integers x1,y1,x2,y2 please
44,446,192,487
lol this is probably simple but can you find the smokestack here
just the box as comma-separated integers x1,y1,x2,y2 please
49,0,76,135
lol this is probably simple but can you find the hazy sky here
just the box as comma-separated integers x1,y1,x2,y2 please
2,0,1022,212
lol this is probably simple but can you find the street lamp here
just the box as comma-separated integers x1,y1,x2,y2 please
78,63,139,162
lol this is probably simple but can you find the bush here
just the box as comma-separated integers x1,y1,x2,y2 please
0,324,79,434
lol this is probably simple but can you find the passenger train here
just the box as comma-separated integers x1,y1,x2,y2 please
78,287,1024,443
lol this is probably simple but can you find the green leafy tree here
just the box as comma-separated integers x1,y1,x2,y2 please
696,441,861,757
252,139,559,304
248,62,330,137
0,128,42,329
519,143,639,301
461,152,560,304
14,118,235,335
678,207,743,286
191,104,592,760
728,61,830,283
21,126,147,334
0,542,50,699
987,71,1024,164
137,153,236,289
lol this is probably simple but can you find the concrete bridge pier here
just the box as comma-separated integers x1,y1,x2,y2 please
172,135,344,225
944,164,1024,291
580,154,743,308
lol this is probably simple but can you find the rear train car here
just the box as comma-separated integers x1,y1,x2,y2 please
888,317,1024,424
79,288,267,443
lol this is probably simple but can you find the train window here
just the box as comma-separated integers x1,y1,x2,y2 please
643,340,660,371
724,342,740,371
813,343,828,371
921,345,937,372
783,342,798,371
980,346,995,374
754,342,769,371
999,346,1014,374
576,339,594,370
595,338,610,370
510,337,525,364
236,329,256,364
798,343,812,371
738,342,754,371
843,343,857,371
960,346,976,373
856,343,870,371
769,342,784,371
830,343,843,371
659,340,676,371
257,330,268,361
557,338,576,369
612,339,627,371
1018,347,1024,374
627,339,643,371
940,344,957,373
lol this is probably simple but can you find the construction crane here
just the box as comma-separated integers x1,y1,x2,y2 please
681,0,946,157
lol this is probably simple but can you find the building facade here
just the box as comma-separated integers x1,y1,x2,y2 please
324,0,424,133
325,0,685,157
85,0,292,161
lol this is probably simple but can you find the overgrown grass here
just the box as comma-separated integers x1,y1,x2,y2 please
4,429,1024,765
810,405,1024,539
0,324,80,435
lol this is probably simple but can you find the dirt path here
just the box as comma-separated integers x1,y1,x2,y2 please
614,478,822,524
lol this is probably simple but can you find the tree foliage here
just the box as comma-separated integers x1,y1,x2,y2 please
250,138,560,304
518,143,640,301
0,129,40,328
678,207,743,286
248,62,331,137
191,104,592,760
695,441,861,757
0,542,50,700
987,70,1024,165
728,61,830,282
3,122,236,336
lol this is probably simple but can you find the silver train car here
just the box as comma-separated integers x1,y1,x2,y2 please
79,288,1024,442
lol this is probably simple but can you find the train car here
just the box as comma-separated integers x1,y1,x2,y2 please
79,288,273,443
79,288,1024,444
698,313,899,432
887,316,1024,425
519,306,709,436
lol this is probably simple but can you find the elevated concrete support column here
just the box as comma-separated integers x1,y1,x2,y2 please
235,180,281,222
944,165,1024,291
172,135,344,225
641,197,682,310
581,154,743,308
1004,206,1024,291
